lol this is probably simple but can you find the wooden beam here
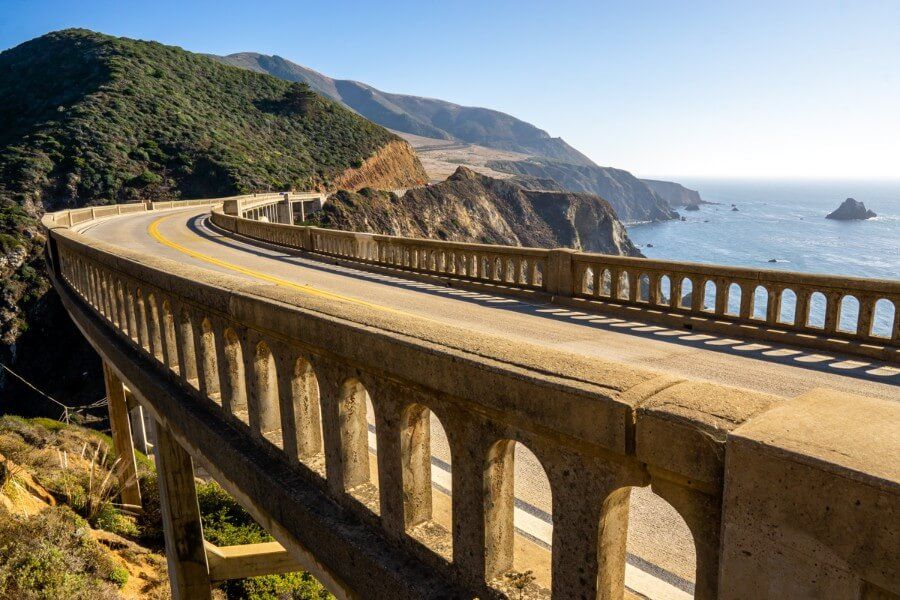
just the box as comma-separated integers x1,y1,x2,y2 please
205,540,304,582
103,362,142,507
154,420,211,599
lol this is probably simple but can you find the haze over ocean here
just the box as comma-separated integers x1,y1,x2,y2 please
627,179,900,336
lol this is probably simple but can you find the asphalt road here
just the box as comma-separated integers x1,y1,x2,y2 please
80,209,898,598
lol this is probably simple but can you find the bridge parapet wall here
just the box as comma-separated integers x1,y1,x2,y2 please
210,208,899,361
42,205,900,599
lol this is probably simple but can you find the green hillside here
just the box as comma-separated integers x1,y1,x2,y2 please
0,29,407,408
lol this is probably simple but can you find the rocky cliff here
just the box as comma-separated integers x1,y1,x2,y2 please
313,167,641,256
486,159,678,223
331,140,427,192
641,179,705,208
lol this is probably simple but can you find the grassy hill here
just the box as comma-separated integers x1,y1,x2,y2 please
0,29,424,410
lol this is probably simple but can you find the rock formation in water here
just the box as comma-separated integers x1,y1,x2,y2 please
826,198,877,220
313,167,642,256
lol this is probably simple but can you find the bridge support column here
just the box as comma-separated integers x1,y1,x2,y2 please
103,362,142,508
153,420,212,600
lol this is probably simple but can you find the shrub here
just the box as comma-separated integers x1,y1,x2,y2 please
0,506,120,599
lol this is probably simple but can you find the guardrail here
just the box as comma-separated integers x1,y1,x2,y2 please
41,200,900,599
210,208,899,361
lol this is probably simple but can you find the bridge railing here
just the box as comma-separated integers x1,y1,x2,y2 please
41,203,900,599
210,208,899,360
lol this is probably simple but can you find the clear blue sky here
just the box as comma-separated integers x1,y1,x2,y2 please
2,0,898,179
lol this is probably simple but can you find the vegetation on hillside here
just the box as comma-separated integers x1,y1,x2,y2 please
0,29,415,409
0,415,333,599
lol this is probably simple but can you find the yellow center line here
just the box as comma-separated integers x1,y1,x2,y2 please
147,212,421,318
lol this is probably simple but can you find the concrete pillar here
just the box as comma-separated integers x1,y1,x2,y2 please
153,420,212,600
103,363,142,508
545,249,575,296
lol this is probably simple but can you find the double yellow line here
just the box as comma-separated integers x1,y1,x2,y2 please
147,213,415,318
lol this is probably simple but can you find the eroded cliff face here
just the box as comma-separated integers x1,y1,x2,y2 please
315,167,641,256
486,158,678,223
331,140,428,192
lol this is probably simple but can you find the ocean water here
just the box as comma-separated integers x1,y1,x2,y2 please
627,179,899,337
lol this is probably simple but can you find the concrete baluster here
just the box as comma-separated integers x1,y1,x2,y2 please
215,326,247,417
767,286,782,324
175,307,198,386
795,287,811,329
823,292,840,334
448,425,504,591
136,290,150,351
738,282,753,319
146,294,164,363
856,294,875,339
192,318,220,400
715,278,729,315
671,276,684,309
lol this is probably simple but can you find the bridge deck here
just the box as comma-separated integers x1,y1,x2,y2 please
78,208,898,597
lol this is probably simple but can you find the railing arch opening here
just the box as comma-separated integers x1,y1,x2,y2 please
600,269,612,297
400,403,453,561
484,439,552,595
658,275,672,305
751,285,769,320
725,283,742,316
618,271,631,301
702,280,717,313
251,341,283,449
872,298,896,338
678,278,693,309
342,378,380,515
838,295,860,334
582,266,595,295
638,274,651,303
807,291,827,328
288,357,325,477
778,288,798,325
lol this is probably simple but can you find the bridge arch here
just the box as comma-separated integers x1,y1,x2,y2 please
702,279,717,313
287,356,324,469
197,317,220,401
725,282,742,316
337,377,380,514
483,437,553,593
220,328,247,417
807,291,827,328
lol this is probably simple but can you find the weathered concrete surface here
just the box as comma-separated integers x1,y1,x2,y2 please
720,389,900,599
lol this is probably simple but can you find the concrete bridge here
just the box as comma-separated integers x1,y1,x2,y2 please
42,195,898,599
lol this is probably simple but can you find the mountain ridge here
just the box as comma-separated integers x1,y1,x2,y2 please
212,52,597,167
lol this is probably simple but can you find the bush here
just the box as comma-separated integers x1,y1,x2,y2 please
0,506,121,599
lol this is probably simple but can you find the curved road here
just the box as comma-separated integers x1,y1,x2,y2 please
79,208,898,599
